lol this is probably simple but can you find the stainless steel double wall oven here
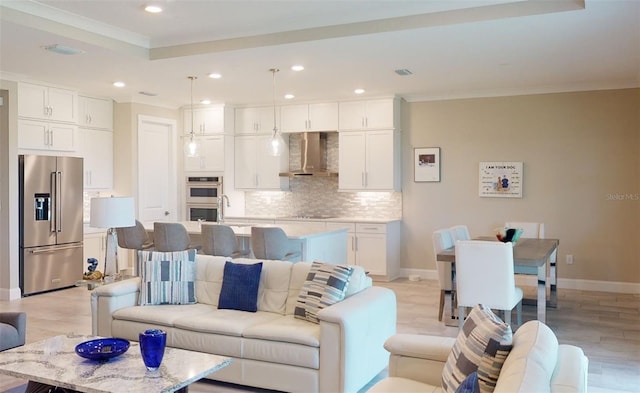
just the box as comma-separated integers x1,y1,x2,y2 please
185,176,222,222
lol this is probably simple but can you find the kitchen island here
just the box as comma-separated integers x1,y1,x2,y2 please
145,221,349,264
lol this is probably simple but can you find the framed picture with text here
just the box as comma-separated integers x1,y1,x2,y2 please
414,147,440,182
478,161,523,198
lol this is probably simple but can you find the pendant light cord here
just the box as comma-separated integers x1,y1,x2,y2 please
270,68,279,135
189,76,197,140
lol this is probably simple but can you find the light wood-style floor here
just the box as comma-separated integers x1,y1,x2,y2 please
1,279,639,392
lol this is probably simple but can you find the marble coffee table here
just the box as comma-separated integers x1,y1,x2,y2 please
0,334,231,393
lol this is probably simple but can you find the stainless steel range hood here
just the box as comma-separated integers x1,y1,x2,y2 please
279,132,338,177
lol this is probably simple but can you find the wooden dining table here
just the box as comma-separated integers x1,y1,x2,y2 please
436,237,559,323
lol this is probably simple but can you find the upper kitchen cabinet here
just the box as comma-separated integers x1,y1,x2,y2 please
235,106,278,135
184,135,225,173
80,128,113,189
234,135,289,190
18,119,77,152
280,102,338,133
78,95,113,130
339,129,401,191
18,82,77,123
338,98,400,131
183,105,232,135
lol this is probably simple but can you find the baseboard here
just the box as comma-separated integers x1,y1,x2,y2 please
399,268,640,294
0,286,22,300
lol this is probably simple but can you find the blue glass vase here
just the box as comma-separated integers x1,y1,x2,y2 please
139,329,167,371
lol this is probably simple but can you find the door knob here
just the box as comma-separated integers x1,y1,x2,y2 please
164,211,170,216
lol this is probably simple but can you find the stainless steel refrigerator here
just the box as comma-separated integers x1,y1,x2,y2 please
19,154,84,296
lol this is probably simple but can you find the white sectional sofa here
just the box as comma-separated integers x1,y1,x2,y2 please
91,255,397,393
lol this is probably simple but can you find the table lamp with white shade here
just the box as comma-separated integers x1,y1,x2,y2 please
90,196,135,278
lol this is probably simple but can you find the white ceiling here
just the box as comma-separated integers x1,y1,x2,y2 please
1,0,638,109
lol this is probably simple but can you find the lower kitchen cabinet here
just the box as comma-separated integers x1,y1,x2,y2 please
326,221,400,281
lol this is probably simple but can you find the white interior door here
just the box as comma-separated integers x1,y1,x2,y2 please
137,115,177,222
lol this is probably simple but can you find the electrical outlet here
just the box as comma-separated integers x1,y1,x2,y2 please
566,254,574,264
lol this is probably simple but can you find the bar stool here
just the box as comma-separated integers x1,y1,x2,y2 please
153,222,195,252
201,224,250,257
250,227,301,261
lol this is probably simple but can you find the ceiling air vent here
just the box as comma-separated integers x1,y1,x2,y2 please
394,68,413,76
138,91,157,96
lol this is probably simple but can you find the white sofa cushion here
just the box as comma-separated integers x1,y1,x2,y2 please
494,320,559,392
173,310,282,336
243,315,320,347
243,338,320,369
112,303,214,327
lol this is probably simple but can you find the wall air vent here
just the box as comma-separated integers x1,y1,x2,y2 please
394,68,413,76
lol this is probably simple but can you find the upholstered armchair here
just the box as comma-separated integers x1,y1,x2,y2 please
0,312,26,351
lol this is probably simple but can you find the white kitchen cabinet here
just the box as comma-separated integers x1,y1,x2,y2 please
18,119,77,151
326,221,400,281
234,135,289,190
78,95,113,130
80,128,113,189
184,135,225,172
235,106,278,134
18,82,77,123
339,129,401,191
280,102,338,133
338,98,399,131
183,105,226,134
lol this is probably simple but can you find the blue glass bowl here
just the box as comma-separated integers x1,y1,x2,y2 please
75,338,130,360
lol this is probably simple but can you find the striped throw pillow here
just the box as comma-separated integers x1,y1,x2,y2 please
294,261,354,324
138,249,197,306
442,304,513,393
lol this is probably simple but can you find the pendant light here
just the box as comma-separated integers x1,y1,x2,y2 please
269,68,284,157
184,76,200,158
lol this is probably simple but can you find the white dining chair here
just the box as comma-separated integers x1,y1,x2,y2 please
450,224,471,241
432,229,456,321
454,240,523,329
506,221,557,289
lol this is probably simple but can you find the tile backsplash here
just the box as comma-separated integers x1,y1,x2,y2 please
245,132,402,219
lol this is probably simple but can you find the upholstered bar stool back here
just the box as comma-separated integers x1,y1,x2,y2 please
153,222,191,252
116,220,154,250
201,224,249,257
250,227,301,261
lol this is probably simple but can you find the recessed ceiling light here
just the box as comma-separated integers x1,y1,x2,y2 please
144,5,163,13
284,94,295,100
200,99,211,105
354,88,365,94
113,81,126,88
208,73,222,79
291,65,304,72
42,44,84,55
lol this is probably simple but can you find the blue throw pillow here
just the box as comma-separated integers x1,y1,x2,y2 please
455,372,480,393
218,261,263,312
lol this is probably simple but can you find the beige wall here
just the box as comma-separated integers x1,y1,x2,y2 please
401,88,640,285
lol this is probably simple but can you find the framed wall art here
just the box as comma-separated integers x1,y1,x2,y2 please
414,147,440,182
479,161,523,198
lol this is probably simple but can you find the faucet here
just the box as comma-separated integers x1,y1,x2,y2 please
217,195,230,223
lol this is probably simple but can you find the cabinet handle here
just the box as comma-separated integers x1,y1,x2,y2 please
365,117,368,128
88,114,92,124
48,106,53,116
50,129,54,146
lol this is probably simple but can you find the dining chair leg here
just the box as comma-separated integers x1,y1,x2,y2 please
438,290,445,321
458,306,466,329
